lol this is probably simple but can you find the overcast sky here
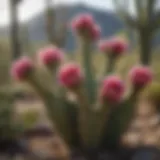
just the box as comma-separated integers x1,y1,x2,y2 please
0,0,114,26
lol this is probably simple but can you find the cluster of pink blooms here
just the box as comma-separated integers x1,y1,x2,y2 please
71,13,101,40
99,38,128,56
11,13,153,104
99,66,153,103
11,56,33,81
58,63,84,89
100,76,125,103
11,58,153,103
129,66,153,88
38,46,63,68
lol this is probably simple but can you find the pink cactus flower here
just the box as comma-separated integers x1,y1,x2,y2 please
99,38,128,56
110,38,128,54
58,63,84,89
98,40,113,53
11,56,33,81
129,66,153,88
71,13,94,32
71,13,101,41
38,46,63,68
100,75,125,103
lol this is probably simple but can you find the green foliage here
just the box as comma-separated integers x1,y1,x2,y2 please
140,82,160,111
0,86,38,140
20,110,39,130
0,94,13,139
0,86,22,139
0,39,11,85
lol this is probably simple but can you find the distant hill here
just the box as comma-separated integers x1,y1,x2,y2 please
0,4,160,51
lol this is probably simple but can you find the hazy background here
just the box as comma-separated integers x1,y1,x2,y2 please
0,0,114,26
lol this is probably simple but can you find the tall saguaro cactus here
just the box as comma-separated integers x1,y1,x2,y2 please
113,0,159,65
45,0,67,47
9,0,22,60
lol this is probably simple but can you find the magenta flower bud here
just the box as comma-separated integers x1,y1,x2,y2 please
100,75,125,103
11,56,33,81
38,46,63,68
71,13,94,32
110,38,128,54
99,38,128,56
129,66,153,88
58,63,84,89
71,13,101,41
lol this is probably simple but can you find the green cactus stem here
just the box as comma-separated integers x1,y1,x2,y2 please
65,100,80,147
27,74,74,145
48,67,59,93
105,54,116,75
73,87,91,147
83,102,111,148
101,90,139,149
138,28,152,65
74,91,110,148
81,40,96,104
42,65,79,147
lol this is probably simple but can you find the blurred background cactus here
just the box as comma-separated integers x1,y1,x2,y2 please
20,24,32,55
45,0,68,47
9,0,22,60
113,0,160,65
